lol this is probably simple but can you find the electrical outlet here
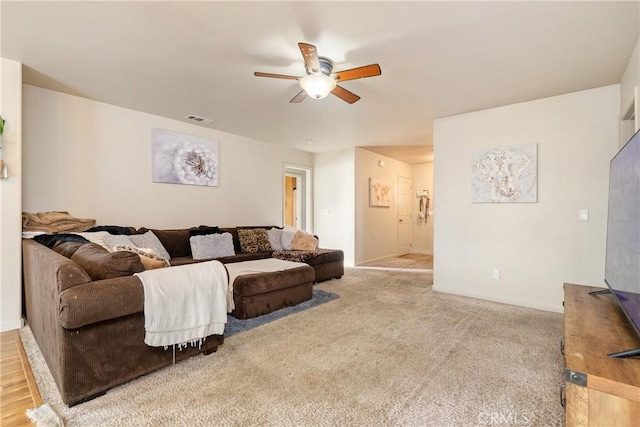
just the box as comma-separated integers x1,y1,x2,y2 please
493,269,500,280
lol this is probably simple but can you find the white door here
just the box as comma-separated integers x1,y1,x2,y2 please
398,175,412,255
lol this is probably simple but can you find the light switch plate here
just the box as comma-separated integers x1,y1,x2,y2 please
579,209,589,221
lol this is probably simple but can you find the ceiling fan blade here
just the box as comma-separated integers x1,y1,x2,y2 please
331,85,361,104
298,43,321,74
254,72,300,81
334,64,382,82
290,90,308,103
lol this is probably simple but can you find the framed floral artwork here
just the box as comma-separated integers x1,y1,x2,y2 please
471,143,537,203
152,128,219,187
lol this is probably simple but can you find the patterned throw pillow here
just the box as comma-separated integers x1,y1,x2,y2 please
190,233,235,260
103,234,136,251
237,229,272,253
113,245,170,269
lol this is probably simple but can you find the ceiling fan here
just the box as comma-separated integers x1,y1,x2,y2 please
254,42,382,104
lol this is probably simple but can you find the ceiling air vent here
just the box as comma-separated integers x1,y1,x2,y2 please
184,114,213,125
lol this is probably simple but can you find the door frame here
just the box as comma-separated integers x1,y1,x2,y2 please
397,174,412,256
283,164,312,232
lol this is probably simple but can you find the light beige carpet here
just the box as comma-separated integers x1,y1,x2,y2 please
20,268,564,426
358,254,433,270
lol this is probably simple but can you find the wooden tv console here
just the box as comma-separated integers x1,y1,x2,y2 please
563,283,640,426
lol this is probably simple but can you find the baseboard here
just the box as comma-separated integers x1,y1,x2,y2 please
0,317,24,332
356,254,398,265
432,285,563,313
409,250,432,255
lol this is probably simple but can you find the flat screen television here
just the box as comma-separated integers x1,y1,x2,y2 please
601,128,640,358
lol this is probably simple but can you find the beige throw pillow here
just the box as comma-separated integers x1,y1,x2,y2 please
291,231,318,251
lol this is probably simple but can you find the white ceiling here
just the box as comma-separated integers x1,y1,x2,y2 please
2,1,638,164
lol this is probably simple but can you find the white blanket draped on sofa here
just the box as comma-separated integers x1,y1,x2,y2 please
135,261,228,348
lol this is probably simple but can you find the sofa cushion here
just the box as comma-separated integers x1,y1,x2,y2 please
272,248,344,265
216,252,272,264
137,228,191,258
71,243,145,281
237,229,271,253
190,233,235,260
51,241,85,258
130,231,171,260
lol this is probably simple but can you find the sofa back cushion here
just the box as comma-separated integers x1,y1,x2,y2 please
137,228,191,257
189,226,221,236
71,243,145,281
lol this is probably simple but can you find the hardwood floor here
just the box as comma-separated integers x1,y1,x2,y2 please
357,253,433,270
1,329,40,426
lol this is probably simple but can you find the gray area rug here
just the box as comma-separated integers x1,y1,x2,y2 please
225,289,339,337
19,268,564,426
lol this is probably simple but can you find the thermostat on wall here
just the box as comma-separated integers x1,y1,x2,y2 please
417,189,428,197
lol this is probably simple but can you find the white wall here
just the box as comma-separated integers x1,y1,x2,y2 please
411,162,434,255
619,37,640,144
354,148,413,264
313,149,355,266
23,86,312,228
0,58,23,331
620,38,639,120
433,85,620,312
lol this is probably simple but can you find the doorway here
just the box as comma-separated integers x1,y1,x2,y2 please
283,164,312,231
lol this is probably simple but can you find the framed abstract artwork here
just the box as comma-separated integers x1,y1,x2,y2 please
471,143,537,203
152,128,219,187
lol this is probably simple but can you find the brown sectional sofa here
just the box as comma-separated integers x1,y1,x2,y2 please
22,225,343,406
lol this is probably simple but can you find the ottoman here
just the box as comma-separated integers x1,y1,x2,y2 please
226,259,315,319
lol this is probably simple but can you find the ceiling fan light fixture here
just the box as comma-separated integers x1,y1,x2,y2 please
300,74,336,99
